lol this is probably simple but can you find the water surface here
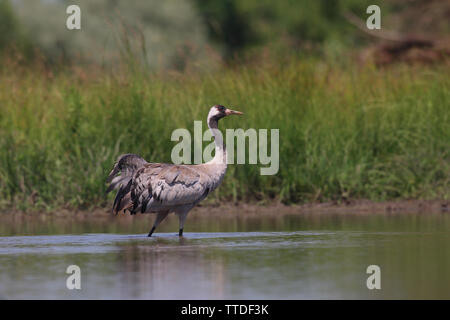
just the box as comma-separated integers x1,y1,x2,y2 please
0,211,448,299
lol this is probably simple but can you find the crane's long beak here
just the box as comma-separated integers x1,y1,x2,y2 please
225,108,244,116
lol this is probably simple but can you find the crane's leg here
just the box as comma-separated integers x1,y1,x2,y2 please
176,207,191,237
148,211,169,237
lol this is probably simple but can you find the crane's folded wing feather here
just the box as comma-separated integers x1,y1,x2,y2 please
130,164,209,212
107,155,212,214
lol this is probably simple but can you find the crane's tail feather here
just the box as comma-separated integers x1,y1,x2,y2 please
112,179,132,214
107,154,148,214
107,153,148,184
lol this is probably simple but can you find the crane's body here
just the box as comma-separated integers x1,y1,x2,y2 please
106,105,243,237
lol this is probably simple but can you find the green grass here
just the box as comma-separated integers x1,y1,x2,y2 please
0,57,449,212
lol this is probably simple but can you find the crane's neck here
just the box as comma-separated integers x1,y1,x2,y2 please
207,116,227,165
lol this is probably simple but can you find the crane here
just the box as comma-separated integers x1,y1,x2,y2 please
106,105,243,237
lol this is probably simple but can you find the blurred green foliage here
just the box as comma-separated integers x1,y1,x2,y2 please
194,0,256,59
9,0,209,69
0,0,17,50
0,0,31,55
192,0,385,58
0,0,398,67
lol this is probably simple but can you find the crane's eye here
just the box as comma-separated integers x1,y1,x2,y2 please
217,106,225,112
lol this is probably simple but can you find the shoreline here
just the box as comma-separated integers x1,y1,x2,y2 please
1,199,448,218
194,199,449,216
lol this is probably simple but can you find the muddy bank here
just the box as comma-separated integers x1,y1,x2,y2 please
195,199,449,216
2,199,448,219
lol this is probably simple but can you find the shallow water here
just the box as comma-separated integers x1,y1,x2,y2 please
0,211,449,299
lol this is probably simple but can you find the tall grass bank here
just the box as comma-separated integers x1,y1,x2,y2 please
0,59,449,211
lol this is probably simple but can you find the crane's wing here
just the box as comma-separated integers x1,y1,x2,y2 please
129,163,210,214
106,153,148,214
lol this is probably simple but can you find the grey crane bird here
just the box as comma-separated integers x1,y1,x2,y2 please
106,105,243,237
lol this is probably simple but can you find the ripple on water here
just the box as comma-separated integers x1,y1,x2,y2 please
0,230,395,255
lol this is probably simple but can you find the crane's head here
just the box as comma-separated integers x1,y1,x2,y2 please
208,105,243,122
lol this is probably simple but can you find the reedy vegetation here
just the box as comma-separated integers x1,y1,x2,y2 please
0,57,449,212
